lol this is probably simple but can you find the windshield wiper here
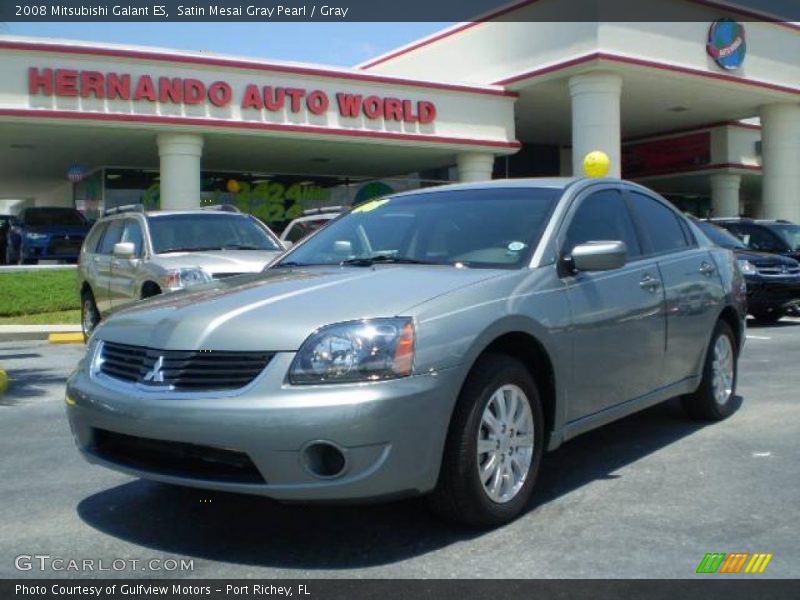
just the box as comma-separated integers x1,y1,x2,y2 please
271,261,321,269
158,246,222,253
221,244,263,250
340,255,438,267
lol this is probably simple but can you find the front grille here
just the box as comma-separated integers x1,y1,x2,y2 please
756,265,800,276
48,235,84,255
98,341,273,391
91,428,265,483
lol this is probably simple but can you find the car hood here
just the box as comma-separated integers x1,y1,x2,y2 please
98,265,505,351
732,248,799,267
152,250,283,275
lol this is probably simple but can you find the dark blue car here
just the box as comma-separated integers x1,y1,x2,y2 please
6,207,90,265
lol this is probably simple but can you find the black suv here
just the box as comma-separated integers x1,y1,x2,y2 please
697,220,800,323
712,218,800,263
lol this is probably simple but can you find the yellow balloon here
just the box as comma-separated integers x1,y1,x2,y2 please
583,151,611,178
226,179,241,194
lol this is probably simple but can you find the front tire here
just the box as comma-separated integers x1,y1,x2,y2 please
681,320,739,421
81,290,101,341
429,354,544,527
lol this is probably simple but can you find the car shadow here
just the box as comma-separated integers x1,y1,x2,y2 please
0,367,69,405
76,398,720,570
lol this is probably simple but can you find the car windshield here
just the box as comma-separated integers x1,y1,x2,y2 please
696,221,746,249
148,213,282,254
770,223,800,251
23,208,86,227
275,187,562,270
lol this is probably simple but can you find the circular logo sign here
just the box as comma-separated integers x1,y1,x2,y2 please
707,18,746,70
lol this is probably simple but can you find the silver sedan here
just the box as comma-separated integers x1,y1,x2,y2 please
66,178,746,526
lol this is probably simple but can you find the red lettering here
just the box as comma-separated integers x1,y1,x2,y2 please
158,77,182,104
55,69,79,97
106,73,130,100
337,93,362,118
208,81,232,107
418,101,437,124
402,100,418,123
79,71,105,99
306,90,329,115
28,67,53,96
264,87,285,111
384,98,403,121
285,88,306,113
133,75,157,102
362,96,383,120
241,84,263,110
183,79,205,105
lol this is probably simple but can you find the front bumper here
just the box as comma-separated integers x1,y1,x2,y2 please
745,276,800,312
65,353,464,502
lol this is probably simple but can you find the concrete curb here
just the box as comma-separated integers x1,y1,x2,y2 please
49,333,85,344
0,325,82,342
0,369,8,395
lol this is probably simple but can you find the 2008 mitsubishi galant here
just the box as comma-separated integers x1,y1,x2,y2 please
66,178,746,526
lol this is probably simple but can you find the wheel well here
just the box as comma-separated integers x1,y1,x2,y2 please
141,281,162,298
718,306,742,352
479,332,556,446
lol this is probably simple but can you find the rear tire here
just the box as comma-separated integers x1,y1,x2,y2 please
428,354,544,527
81,289,101,341
681,320,739,421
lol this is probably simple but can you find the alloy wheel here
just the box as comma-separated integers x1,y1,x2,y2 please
476,384,535,504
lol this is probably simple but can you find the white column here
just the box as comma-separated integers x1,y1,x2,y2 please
457,152,495,183
569,71,623,178
157,133,204,210
760,103,800,222
710,173,741,217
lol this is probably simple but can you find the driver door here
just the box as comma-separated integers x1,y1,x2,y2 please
561,187,667,421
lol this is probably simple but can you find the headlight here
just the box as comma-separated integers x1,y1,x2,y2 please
25,232,47,240
289,318,415,384
737,259,758,275
163,267,212,289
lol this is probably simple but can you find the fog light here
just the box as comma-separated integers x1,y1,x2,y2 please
302,441,347,479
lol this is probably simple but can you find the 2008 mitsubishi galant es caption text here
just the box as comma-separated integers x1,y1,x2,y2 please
66,178,746,526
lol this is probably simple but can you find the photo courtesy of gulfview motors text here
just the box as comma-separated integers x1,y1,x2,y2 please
0,0,799,598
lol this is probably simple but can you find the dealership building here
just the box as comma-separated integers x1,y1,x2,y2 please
0,0,799,227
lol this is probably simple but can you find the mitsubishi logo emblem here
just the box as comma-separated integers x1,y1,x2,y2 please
781,265,788,274
142,356,165,383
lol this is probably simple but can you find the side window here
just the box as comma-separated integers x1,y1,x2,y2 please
98,220,125,255
629,192,689,255
732,225,784,252
121,219,144,256
84,221,108,254
564,189,642,258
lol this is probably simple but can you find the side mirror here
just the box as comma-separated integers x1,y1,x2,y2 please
281,240,294,250
570,241,627,272
113,242,136,258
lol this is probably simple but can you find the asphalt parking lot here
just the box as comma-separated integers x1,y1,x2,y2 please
0,321,798,579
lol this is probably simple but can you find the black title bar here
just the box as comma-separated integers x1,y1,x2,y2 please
3,0,800,22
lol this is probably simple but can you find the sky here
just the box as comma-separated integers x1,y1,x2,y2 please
1,22,452,67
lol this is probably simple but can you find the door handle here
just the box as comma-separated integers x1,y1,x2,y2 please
699,261,716,276
639,274,661,292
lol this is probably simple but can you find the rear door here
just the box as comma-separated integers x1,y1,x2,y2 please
109,218,146,309
561,186,667,420
93,219,125,314
626,190,725,386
